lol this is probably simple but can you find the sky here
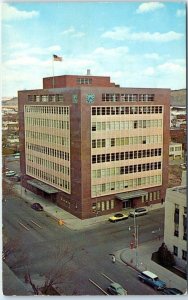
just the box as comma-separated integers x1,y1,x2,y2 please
1,1,186,98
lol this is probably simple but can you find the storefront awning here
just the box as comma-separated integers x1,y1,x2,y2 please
116,190,148,201
28,179,60,194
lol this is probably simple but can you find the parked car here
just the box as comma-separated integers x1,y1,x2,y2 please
5,170,16,177
107,282,127,295
129,207,148,217
109,213,129,222
14,154,20,159
31,203,43,211
180,163,186,170
138,271,166,290
13,174,21,182
161,288,183,295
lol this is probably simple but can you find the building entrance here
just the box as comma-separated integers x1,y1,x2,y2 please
123,200,132,208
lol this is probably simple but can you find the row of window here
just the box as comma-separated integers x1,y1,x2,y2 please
174,204,187,240
92,199,114,212
25,117,69,130
173,246,187,261
25,130,69,146
170,146,182,152
92,119,162,131
92,175,162,196
143,191,160,202
27,154,70,175
92,163,162,178
92,135,162,148
92,106,163,115
25,106,69,115
92,148,162,164
26,143,70,161
27,166,70,192
102,93,155,102
77,78,92,84
28,94,64,102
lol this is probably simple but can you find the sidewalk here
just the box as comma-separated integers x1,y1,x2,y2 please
13,183,164,231
116,239,187,293
2,263,31,296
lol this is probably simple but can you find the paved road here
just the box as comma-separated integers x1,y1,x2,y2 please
3,195,164,295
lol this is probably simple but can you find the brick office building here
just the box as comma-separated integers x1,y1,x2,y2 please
18,74,170,219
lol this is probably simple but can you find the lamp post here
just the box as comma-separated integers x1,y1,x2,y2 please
129,209,139,267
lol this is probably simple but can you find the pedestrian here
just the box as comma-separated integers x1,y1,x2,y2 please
161,198,164,205
112,255,116,263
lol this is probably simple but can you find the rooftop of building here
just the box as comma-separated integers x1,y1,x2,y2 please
171,186,186,195
170,142,182,145
19,72,171,92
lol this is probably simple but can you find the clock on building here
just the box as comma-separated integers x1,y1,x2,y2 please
86,93,95,104
72,94,78,103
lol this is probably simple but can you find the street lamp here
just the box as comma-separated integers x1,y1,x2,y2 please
129,209,139,267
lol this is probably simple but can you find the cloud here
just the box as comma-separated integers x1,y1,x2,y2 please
6,44,62,59
136,2,165,14
4,56,50,67
176,9,186,17
48,45,61,52
93,46,129,57
2,3,39,20
102,26,183,42
10,42,29,50
142,67,155,76
61,26,85,38
157,62,185,74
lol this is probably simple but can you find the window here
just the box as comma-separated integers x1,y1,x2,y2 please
77,78,92,84
174,223,179,237
92,140,96,148
173,246,178,256
182,250,187,261
92,123,96,131
111,138,115,147
183,215,187,240
110,199,114,209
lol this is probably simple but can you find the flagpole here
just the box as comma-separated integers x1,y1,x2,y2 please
52,57,55,88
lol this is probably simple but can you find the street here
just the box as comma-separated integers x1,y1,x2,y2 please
3,192,164,295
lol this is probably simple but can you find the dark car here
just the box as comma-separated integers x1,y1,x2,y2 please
161,288,183,295
138,271,166,290
31,203,43,211
12,174,21,182
107,282,127,295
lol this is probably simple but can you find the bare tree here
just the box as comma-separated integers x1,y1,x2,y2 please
21,242,77,295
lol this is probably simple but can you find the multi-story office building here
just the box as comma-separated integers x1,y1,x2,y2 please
19,74,170,219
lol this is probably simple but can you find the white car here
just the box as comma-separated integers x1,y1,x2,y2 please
129,207,148,217
5,170,16,177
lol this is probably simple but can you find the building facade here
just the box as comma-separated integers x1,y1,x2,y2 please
19,74,170,219
164,183,187,271
169,142,183,160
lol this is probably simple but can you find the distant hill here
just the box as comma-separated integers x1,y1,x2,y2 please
2,97,18,107
171,89,186,107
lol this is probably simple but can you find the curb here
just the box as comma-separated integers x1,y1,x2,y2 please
119,250,140,273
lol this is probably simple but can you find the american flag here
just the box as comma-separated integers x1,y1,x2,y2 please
53,54,63,61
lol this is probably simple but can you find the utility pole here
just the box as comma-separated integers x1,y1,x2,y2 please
129,210,139,267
